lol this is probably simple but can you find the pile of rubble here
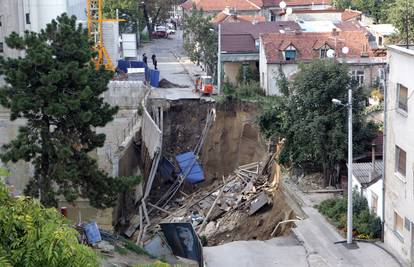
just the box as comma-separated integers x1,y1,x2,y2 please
146,158,281,244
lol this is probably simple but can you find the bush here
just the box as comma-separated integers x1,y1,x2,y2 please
237,81,264,99
317,191,382,239
0,182,99,266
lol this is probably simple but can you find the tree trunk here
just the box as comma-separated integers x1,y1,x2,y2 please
39,116,54,207
142,1,152,39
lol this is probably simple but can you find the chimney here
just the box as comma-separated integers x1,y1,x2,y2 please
369,143,379,180
332,28,339,36
224,6,231,15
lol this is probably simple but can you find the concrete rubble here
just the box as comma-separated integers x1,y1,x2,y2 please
144,156,281,244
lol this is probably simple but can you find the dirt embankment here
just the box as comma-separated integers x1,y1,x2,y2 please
201,100,267,180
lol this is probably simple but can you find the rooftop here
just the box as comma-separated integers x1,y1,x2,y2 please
261,30,374,63
181,0,263,11
220,21,301,53
262,0,332,7
349,161,383,186
212,11,266,24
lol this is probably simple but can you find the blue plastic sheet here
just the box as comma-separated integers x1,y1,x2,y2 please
175,151,204,184
84,221,102,245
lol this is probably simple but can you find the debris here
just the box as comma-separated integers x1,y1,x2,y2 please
144,233,177,263
158,78,189,88
249,191,270,215
84,221,102,245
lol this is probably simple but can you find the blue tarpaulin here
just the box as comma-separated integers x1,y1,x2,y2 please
84,221,102,245
175,152,204,184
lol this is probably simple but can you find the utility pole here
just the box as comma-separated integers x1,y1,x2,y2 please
346,86,353,245
217,23,221,95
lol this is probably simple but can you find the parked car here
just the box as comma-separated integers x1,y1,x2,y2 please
151,26,168,39
167,28,176,35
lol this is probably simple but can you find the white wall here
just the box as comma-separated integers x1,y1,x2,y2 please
366,179,383,220
384,45,414,265
23,0,68,32
266,63,299,96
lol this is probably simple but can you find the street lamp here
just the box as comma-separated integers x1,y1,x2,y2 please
332,88,354,245
330,46,352,245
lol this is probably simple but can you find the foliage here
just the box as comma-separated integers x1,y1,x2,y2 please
236,65,259,84
363,102,384,115
388,0,414,48
258,60,376,185
104,0,179,34
0,181,99,266
134,261,173,267
0,167,11,178
0,14,138,208
370,88,384,102
183,7,217,76
332,0,395,22
317,191,382,239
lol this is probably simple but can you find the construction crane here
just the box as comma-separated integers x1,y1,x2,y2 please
87,0,117,71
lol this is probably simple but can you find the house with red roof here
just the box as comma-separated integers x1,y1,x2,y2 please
218,21,300,85
262,0,333,21
181,0,264,17
259,25,386,95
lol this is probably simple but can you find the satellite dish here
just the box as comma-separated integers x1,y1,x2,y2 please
327,49,335,58
279,1,287,9
286,8,293,15
342,46,349,54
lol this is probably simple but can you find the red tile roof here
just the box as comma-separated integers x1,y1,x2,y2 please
341,9,362,21
221,21,300,53
181,0,263,11
212,12,266,23
262,0,332,7
262,30,373,63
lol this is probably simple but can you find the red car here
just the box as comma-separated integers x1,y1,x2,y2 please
151,26,168,39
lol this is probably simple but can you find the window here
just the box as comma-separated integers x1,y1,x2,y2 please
371,192,378,214
0,42,3,53
395,145,406,177
319,44,331,58
25,13,31,24
255,39,260,50
405,217,411,231
397,84,408,112
284,45,296,61
351,70,364,86
0,16,2,27
394,211,404,237
378,36,383,46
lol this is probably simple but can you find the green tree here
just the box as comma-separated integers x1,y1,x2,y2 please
259,61,376,186
104,0,180,36
0,181,99,266
183,7,217,76
333,0,394,22
0,14,134,208
389,0,414,48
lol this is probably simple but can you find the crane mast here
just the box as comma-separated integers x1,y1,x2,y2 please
87,0,115,71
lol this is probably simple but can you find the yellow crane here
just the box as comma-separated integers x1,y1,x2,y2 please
87,0,123,71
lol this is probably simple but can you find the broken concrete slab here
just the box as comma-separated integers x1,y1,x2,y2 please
249,191,270,215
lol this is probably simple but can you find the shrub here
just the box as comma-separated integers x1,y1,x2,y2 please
317,191,382,239
0,182,99,266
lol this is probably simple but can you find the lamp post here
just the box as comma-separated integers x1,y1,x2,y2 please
330,46,353,245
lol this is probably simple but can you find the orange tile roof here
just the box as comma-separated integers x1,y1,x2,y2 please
341,9,362,21
212,11,266,23
262,0,332,7
181,0,263,11
262,30,373,63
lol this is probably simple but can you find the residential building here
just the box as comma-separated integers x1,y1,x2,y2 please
219,21,300,85
262,0,332,21
181,0,264,17
383,45,414,265
277,8,361,22
366,24,396,49
212,7,266,24
0,0,120,65
259,23,386,95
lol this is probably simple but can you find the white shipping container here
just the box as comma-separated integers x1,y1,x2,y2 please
122,33,137,58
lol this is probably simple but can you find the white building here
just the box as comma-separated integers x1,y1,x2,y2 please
384,45,414,265
351,160,383,220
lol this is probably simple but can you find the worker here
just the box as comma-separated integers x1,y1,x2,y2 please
152,54,158,70
142,53,148,65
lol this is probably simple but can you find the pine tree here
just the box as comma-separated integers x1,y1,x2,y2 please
0,14,132,208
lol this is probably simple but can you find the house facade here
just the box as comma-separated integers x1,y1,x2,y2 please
259,27,386,95
262,0,332,21
383,45,414,265
219,21,300,85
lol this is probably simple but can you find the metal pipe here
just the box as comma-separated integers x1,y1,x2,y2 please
381,64,388,241
347,86,353,244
